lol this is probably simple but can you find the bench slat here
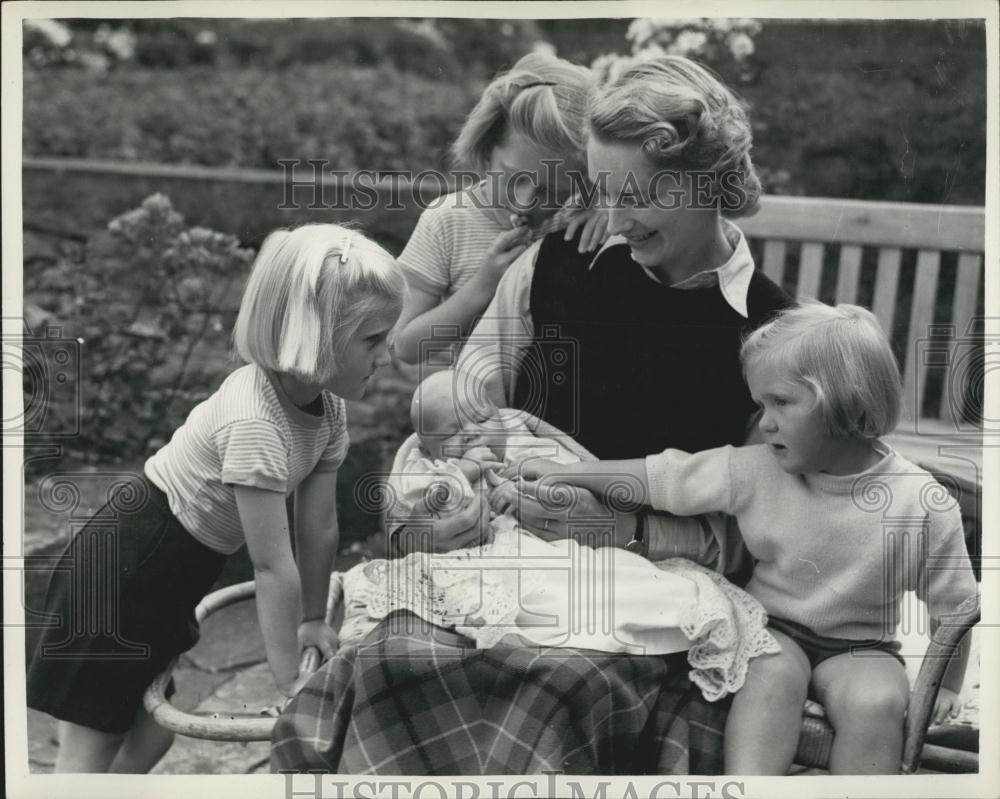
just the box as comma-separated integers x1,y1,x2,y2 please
797,243,824,300
835,245,863,305
762,239,787,285
738,196,984,251
944,254,983,425
872,247,902,335
902,250,942,419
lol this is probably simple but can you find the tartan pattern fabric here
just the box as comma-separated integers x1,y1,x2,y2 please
271,611,727,775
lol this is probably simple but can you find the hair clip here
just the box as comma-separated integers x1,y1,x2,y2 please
518,80,557,90
340,232,353,264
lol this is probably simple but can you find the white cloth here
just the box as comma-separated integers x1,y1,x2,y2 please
342,411,779,701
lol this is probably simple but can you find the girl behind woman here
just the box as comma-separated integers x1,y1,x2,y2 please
27,224,405,772
393,52,607,366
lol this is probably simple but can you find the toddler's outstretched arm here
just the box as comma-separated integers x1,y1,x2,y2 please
511,446,737,518
512,457,648,503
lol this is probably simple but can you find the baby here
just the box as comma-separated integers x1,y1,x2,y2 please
400,369,572,529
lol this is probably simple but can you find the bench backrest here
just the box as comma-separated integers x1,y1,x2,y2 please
737,196,986,424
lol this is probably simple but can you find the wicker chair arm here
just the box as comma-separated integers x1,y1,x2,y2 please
901,593,980,774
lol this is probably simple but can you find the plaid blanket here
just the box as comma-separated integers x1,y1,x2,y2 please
271,611,727,775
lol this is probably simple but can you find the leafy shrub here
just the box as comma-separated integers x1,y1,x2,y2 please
25,194,254,468
587,19,986,204
23,20,986,205
23,18,544,78
741,21,987,204
24,63,479,172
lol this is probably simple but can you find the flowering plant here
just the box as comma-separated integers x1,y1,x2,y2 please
592,18,761,83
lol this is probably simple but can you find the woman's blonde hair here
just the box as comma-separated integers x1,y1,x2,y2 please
233,223,405,383
741,302,902,439
451,52,596,176
588,55,761,217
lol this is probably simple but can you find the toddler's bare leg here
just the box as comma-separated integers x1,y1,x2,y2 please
724,629,811,775
53,721,124,772
812,649,909,774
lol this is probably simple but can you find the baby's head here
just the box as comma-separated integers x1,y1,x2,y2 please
741,302,902,444
411,370,503,460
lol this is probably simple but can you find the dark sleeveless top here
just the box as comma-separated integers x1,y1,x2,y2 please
511,233,793,460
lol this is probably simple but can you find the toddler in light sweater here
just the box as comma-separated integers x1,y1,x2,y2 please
514,302,978,774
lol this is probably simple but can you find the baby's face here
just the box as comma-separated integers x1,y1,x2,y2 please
420,397,504,460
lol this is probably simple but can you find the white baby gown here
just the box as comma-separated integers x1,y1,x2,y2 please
342,410,779,701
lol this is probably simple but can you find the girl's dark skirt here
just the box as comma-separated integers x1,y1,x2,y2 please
26,474,227,734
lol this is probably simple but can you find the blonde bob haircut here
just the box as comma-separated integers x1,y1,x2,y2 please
588,55,761,217
740,302,902,439
233,223,405,383
451,52,596,176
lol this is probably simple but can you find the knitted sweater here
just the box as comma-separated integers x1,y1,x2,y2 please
645,442,977,640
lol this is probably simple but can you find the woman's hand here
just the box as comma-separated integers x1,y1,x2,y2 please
489,479,519,515
563,206,610,254
510,478,636,547
394,493,492,555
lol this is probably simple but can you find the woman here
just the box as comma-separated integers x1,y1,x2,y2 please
454,55,792,559
272,56,792,775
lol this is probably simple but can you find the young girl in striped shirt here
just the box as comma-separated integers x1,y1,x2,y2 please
392,52,609,365
27,223,405,772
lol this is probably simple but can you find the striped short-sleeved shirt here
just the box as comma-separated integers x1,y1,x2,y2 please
398,185,570,299
145,364,349,554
